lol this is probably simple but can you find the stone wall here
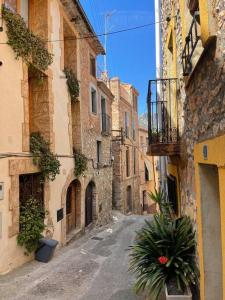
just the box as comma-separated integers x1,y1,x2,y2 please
161,0,225,222
110,78,141,214
77,36,113,226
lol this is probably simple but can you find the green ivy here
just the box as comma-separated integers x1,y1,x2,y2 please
74,152,88,177
2,5,53,71
64,68,80,102
17,197,46,254
30,132,61,182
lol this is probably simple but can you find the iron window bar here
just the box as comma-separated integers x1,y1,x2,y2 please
182,11,200,76
147,78,179,145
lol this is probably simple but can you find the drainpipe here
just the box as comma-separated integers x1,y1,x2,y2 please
155,0,168,193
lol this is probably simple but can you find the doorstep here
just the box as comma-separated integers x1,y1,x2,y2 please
66,227,85,245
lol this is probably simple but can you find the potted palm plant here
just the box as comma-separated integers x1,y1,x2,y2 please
130,214,199,300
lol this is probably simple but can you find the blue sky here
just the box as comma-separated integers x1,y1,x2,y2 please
80,0,156,115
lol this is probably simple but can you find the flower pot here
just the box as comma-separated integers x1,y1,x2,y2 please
165,285,192,300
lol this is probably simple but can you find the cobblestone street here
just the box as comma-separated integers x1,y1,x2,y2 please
0,213,149,300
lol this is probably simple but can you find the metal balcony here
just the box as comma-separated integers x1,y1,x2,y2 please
182,11,200,76
101,113,111,135
147,79,180,156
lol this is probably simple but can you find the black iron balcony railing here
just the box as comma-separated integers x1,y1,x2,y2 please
147,79,179,148
182,11,200,76
101,113,111,135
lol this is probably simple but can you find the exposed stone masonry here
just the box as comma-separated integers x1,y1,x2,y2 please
161,0,225,221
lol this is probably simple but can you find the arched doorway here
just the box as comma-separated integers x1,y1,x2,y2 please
126,185,132,213
66,180,81,234
85,181,96,227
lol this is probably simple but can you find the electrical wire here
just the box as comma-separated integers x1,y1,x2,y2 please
0,16,175,45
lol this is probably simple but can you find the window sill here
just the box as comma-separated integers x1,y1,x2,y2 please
90,112,98,117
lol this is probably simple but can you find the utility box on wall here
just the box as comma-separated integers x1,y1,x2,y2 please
0,183,4,200
0,212,2,239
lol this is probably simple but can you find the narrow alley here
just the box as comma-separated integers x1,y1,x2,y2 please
0,214,147,300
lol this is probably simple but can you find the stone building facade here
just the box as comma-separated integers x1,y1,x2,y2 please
138,127,158,214
109,77,140,214
150,0,225,298
0,0,113,274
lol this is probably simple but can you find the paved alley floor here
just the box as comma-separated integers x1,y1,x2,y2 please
0,213,150,300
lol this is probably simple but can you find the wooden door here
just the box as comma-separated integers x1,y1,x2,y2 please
85,183,93,227
66,184,76,233
126,186,132,213
167,175,178,215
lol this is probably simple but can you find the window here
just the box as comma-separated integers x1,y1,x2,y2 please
133,148,136,175
5,0,17,12
90,55,96,77
145,163,149,181
19,173,44,207
19,173,44,228
126,148,130,177
132,118,136,140
97,141,102,164
133,94,138,112
91,87,97,114
101,96,106,114
125,112,129,138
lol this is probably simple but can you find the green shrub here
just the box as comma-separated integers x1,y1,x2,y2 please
74,152,88,177
17,197,45,254
64,68,80,102
30,132,60,182
130,214,199,300
149,188,175,219
2,5,53,71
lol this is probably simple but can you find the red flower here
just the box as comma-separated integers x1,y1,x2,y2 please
158,256,169,265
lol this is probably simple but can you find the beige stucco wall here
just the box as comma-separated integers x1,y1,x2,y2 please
0,0,113,274
0,1,27,273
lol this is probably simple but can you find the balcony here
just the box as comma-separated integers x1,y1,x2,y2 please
147,79,180,156
182,11,200,76
101,113,111,136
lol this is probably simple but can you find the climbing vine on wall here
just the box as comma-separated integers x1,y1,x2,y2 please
30,132,61,182
64,68,80,102
17,197,46,254
2,6,53,71
74,152,88,177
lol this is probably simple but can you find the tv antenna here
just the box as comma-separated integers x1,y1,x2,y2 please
103,10,116,79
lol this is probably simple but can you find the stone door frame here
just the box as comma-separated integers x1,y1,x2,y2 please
8,158,51,238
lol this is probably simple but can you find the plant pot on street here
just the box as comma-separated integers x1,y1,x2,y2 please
165,285,192,300
35,238,58,263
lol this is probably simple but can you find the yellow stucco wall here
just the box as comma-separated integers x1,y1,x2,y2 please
194,135,225,300
179,0,214,46
199,0,210,45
